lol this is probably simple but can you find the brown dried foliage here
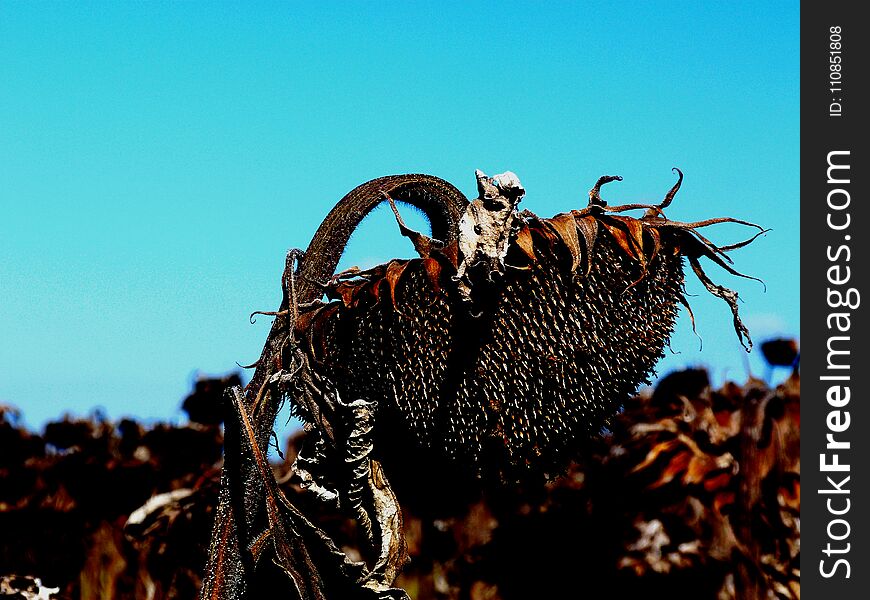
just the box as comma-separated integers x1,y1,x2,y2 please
0,380,228,598
1,363,798,599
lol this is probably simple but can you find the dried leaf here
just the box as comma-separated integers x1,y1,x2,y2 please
658,167,683,209
649,449,691,488
683,454,718,485
335,282,363,307
437,240,460,266
573,215,599,275
365,279,383,304
544,213,583,272
606,216,647,268
421,258,443,294
677,294,701,350
632,438,680,473
646,227,662,266
717,228,770,252
703,471,732,493
688,256,753,351
384,260,412,309
527,215,560,251
599,216,644,266
513,225,537,263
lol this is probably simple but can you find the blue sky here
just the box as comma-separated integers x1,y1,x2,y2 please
1,2,799,430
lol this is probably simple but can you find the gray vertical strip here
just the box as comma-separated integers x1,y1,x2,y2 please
801,4,869,597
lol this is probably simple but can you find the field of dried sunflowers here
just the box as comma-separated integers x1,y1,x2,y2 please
0,346,799,600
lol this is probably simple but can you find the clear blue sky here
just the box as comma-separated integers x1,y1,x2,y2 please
1,2,799,430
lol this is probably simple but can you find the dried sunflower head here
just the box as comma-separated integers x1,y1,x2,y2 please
283,170,766,481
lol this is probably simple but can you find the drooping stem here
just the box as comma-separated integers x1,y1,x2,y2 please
297,174,469,303
245,174,469,413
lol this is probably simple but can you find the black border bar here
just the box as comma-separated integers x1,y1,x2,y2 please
801,3,869,597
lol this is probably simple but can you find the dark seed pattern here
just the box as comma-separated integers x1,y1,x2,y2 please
303,212,685,481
